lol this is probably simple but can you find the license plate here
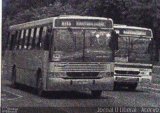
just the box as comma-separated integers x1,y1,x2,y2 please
76,81,89,84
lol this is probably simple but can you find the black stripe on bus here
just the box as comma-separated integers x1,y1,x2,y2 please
115,64,153,69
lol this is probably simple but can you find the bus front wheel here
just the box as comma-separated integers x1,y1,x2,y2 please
113,82,119,91
128,83,137,91
11,66,17,88
36,70,44,96
91,90,102,98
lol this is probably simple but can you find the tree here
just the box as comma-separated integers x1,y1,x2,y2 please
2,0,160,52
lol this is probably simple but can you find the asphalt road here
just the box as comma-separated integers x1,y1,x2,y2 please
2,64,160,112
1,78,160,113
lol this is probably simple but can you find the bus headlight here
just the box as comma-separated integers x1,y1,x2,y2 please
106,33,111,38
140,71,151,75
96,34,100,38
52,51,63,61
52,54,61,61
139,69,151,76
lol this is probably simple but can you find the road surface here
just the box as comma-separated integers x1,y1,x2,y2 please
1,79,160,113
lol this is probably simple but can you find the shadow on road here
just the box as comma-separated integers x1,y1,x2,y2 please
8,84,112,99
44,91,103,99
113,87,145,93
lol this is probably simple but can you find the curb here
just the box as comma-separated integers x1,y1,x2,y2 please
142,87,160,93
152,83,160,87
141,84,160,93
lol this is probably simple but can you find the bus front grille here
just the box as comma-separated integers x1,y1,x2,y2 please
66,72,100,79
50,62,112,72
115,70,140,75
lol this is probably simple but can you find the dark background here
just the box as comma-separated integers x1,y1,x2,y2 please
2,0,160,54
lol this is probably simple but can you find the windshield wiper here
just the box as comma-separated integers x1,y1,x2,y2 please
67,27,77,50
82,30,85,61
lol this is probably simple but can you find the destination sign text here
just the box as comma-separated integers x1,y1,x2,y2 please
55,19,112,28
115,28,152,37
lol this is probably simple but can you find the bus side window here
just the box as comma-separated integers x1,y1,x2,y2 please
29,28,34,49
148,39,159,62
44,26,52,50
9,31,17,50
24,29,29,49
41,26,47,50
27,29,31,49
22,30,26,49
109,30,119,50
13,31,18,49
9,32,14,50
14,31,20,49
37,27,43,49
35,27,40,49
19,30,24,49
31,28,37,49
17,30,22,49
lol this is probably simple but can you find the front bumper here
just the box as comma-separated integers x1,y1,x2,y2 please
46,77,114,91
114,76,152,86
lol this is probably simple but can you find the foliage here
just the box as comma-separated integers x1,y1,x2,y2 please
2,0,160,50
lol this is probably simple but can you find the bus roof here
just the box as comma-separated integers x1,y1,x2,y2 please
114,24,127,27
9,15,113,31
114,24,153,38
114,25,151,30
55,15,112,20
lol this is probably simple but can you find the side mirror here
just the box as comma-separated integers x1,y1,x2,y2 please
44,27,52,50
109,30,119,50
148,38,159,62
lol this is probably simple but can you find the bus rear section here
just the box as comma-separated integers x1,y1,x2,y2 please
113,25,158,90
7,15,115,97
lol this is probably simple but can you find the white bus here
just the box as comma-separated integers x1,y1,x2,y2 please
4,15,115,97
113,25,158,90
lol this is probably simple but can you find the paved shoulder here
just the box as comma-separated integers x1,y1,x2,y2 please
2,90,22,101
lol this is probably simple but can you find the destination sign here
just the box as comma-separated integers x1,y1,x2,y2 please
115,28,152,37
55,19,112,28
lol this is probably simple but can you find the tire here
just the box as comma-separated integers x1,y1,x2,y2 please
128,83,137,91
113,82,119,91
11,66,17,88
91,90,102,98
36,70,44,96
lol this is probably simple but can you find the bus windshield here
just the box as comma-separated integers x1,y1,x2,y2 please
115,36,152,64
53,29,112,62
